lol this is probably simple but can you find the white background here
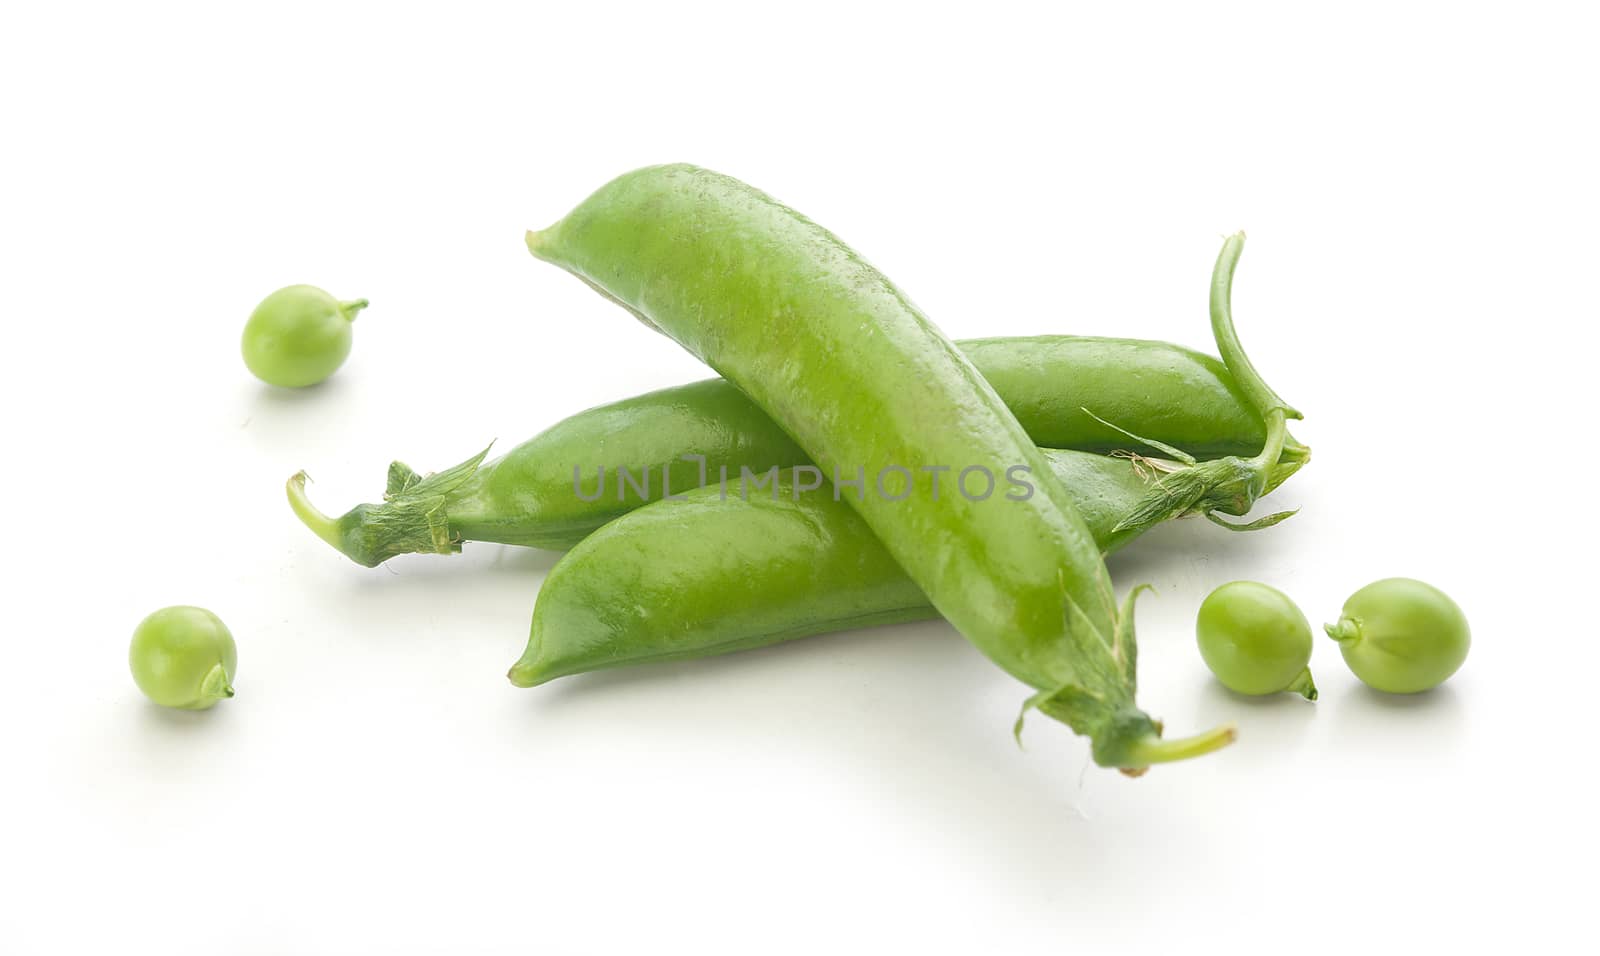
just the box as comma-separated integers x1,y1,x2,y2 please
3,2,1595,953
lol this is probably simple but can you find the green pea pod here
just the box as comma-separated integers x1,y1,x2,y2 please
524,163,1238,772
510,449,1304,687
289,334,1307,565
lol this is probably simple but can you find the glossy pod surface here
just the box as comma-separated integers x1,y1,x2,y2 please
526,164,1236,768
966,336,1279,457
513,450,1160,685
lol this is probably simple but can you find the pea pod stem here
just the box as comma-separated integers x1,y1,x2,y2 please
1214,232,1297,503
1210,233,1299,421
286,450,487,567
286,472,347,556
1252,408,1288,471
1118,723,1239,774
1112,233,1306,532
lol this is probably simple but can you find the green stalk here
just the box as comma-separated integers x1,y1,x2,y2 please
1112,233,1306,532
1209,233,1299,421
1118,723,1239,774
285,450,490,567
286,472,347,555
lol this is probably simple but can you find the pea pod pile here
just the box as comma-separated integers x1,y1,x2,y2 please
521,165,1303,770
293,164,1309,775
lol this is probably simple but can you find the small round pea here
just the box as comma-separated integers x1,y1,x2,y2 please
1196,581,1317,699
241,284,367,387
1326,578,1469,693
129,606,237,710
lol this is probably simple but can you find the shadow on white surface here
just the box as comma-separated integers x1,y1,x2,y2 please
135,700,232,734
245,376,350,408
1335,681,1468,754
503,614,1210,901
1190,677,1319,765
360,544,563,583
1344,682,1464,714
114,698,240,780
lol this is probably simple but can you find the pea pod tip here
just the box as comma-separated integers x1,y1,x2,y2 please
507,661,545,688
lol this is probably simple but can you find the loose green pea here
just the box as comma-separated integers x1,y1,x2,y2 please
1326,578,1469,693
129,606,237,710
1196,581,1317,699
241,284,367,387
